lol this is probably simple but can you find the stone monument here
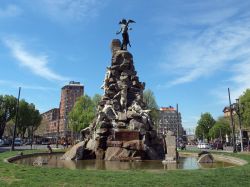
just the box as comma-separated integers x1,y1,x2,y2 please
162,131,178,163
62,20,164,161
62,39,164,161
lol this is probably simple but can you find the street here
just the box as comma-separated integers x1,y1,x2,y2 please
0,144,64,153
185,145,235,152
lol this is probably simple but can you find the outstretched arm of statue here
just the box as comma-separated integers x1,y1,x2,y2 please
116,28,122,35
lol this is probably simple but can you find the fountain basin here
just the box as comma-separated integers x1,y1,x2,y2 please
7,152,245,171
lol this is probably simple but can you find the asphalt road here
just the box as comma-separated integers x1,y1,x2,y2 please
185,145,234,152
0,144,236,153
0,144,64,153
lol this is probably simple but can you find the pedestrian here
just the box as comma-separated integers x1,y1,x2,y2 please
47,144,52,154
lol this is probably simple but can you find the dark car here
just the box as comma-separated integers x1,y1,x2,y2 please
0,139,11,146
178,142,186,150
211,142,223,150
236,141,250,152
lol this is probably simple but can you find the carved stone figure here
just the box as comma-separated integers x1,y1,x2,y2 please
101,67,111,90
120,85,128,111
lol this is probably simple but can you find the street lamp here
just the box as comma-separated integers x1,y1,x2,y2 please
228,88,237,153
176,104,179,142
231,99,244,152
11,87,21,151
56,115,60,148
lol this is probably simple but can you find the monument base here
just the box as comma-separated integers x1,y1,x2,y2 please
162,155,177,163
113,129,140,141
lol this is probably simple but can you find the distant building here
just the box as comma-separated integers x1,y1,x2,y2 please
41,81,84,137
223,106,234,117
158,106,184,137
41,108,60,137
59,81,84,136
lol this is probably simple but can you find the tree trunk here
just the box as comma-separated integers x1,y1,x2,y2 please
0,121,6,139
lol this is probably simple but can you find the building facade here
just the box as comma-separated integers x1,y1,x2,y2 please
41,108,60,137
41,81,84,138
158,106,184,137
59,81,84,136
223,106,235,117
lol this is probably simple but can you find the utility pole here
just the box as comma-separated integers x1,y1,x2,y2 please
11,87,21,151
30,126,33,150
228,88,237,153
176,104,179,143
236,99,244,152
219,128,222,142
56,109,60,148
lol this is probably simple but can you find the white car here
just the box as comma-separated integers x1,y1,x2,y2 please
0,139,4,146
197,143,210,149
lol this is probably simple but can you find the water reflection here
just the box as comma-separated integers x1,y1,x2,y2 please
13,154,234,171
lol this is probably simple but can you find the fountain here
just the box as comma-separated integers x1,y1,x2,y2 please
62,38,166,161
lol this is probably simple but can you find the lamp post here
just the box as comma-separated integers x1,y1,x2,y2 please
11,87,21,151
228,88,237,153
56,116,60,148
176,104,179,142
235,99,244,152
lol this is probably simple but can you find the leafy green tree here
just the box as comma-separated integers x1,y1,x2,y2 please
195,124,204,140
18,100,30,137
239,89,250,128
0,95,16,139
68,95,95,136
17,100,42,138
92,94,102,114
143,89,158,109
209,117,231,140
28,103,42,137
195,113,216,141
143,89,159,124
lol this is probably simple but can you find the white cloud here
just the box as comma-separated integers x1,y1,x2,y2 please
0,80,57,91
212,60,250,102
3,38,69,82
36,0,103,23
159,9,250,88
0,4,22,18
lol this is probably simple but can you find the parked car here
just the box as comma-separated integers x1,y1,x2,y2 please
14,138,23,146
0,139,4,146
197,143,210,149
24,140,33,145
211,142,223,150
178,142,186,150
236,141,250,151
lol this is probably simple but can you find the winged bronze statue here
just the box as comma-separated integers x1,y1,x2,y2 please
116,19,136,50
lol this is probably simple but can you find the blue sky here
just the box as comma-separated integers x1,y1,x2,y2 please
1,0,250,132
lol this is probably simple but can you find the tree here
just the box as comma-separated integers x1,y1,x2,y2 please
68,95,95,139
239,89,250,128
17,100,30,137
0,95,16,139
209,117,231,141
27,103,42,138
195,113,216,141
17,100,42,138
195,125,204,140
92,94,102,114
143,89,158,109
143,89,159,124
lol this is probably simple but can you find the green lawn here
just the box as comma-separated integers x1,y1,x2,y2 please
0,150,250,187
